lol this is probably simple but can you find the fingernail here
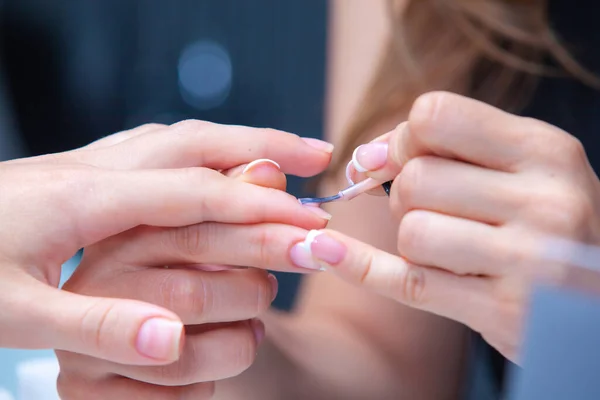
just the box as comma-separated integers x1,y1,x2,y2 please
268,273,279,302
303,204,332,221
345,161,355,185
250,318,265,345
301,137,335,153
309,231,347,265
352,142,388,172
136,318,183,361
242,159,281,174
290,230,326,270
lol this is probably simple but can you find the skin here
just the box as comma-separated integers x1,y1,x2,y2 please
324,91,600,363
0,120,333,399
53,1,600,399
57,2,467,399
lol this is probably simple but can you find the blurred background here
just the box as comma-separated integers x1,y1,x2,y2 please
0,1,327,396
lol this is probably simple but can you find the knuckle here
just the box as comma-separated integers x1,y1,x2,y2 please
232,327,258,374
397,210,429,256
528,189,592,237
170,224,210,258
252,228,277,269
353,249,375,285
56,372,80,400
390,263,425,306
171,119,213,135
139,123,166,131
54,351,81,375
154,359,194,386
396,157,426,208
518,118,585,162
80,299,119,354
252,271,273,313
559,134,586,163
409,91,450,131
158,272,208,318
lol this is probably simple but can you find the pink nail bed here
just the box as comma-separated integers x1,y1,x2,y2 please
352,142,388,172
310,233,347,265
289,230,346,270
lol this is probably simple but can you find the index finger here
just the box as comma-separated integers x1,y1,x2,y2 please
365,92,564,183
288,229,492,328
30,167,329,251
77,121,334,177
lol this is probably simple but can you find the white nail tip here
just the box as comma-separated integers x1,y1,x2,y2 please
351,146,368,173
297,229,322,256
345,161,355,185
297,230,327,270
242,159,281,174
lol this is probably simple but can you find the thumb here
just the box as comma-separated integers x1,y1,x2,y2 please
1,276,184,366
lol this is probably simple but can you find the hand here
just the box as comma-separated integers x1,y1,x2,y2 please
56,156,323,399
288,92,600,362
0,121,331,369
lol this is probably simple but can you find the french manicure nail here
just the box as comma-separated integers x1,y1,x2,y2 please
303,205,332,220
242,159,281,174
352,142,388,172
290,230,346,270
310,232,347,265
301,137,335,153
136,318,183,361
250,318,266,345
290,230,325,270
268,273,279,302
345,161,356,185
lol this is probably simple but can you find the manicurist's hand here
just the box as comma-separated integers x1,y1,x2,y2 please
289,92,600,362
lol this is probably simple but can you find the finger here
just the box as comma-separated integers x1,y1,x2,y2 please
57,374,215,400
36,167,329,252
391,92,569,172
225,159,287,191
61,320,263,386
344,161,386,196
80,121,334,176
288,229,493,328
92,223,326,273
361,92,575,184
0,273,184,366
81,124,166,150
396,210,530,276
67,265,277,324
350,123,404,183
4,124,166,166
389,156,522,224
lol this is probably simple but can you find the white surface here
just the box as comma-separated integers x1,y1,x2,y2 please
16,357,60,400
0,388,14,400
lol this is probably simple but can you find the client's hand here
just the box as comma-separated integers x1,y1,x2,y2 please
289,92,600,363
0,121,331,396
56,157,317,399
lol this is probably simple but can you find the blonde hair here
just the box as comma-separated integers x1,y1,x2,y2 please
332,0,600,172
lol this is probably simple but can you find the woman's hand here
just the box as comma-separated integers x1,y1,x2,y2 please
55,157,322,399
288,92,600,362
0,121,331,370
